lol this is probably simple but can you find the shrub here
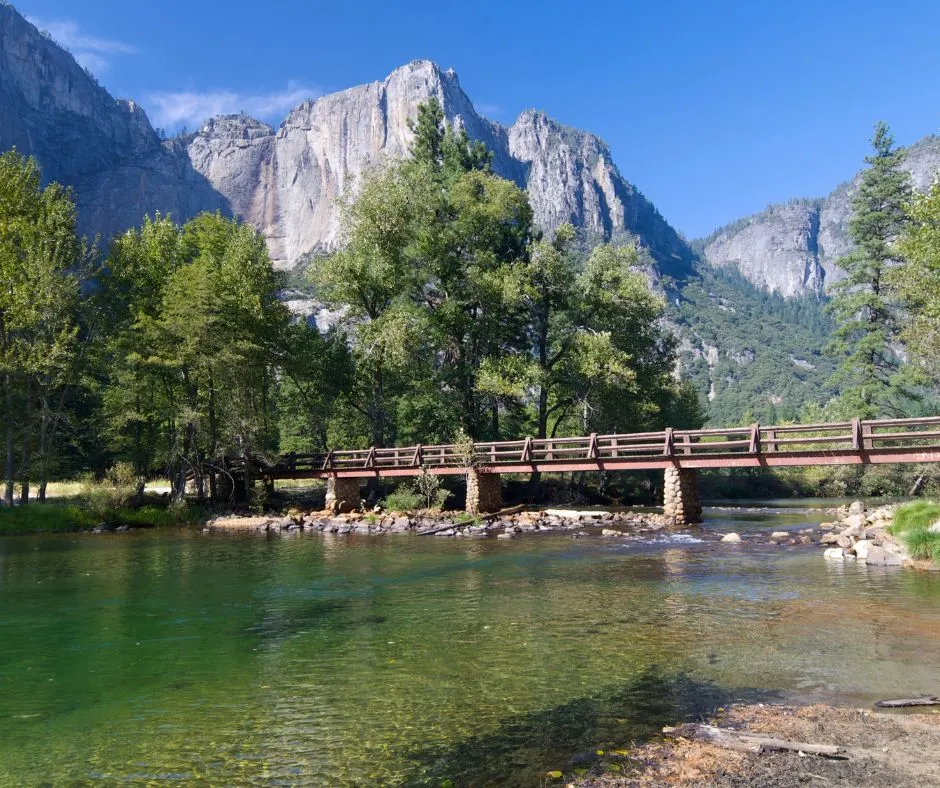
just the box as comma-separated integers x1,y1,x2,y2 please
81,463,138,525
890,500,940,534
382,487,422,513
890,500,940,565
904,529,940,562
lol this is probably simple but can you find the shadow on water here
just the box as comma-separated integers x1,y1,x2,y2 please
400,666,778,787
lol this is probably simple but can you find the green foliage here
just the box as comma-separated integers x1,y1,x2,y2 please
411,466,450,511
80,462,138,524
382,486,423,513
0,149,87,504
890,500,940,564
890,500,940,534
0,503,92,533
674,266,837,425
826,122,913,417
892,182,940,384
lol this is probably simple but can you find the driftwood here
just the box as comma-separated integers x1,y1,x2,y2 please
875,695,940,708
481,504,526,521
664,723,847,759
417,523,461,536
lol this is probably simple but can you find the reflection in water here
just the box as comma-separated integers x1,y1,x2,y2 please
0,506,938,785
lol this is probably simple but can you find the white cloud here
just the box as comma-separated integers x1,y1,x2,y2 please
146,82,319,131
28,17,137,74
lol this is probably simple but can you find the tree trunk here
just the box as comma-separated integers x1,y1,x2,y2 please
208,373,218,500
19,377,31,504
4,373,14,507
37,394,49,503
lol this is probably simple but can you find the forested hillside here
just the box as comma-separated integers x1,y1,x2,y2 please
673,267,837,426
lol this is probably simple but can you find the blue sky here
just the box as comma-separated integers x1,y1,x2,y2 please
13,0,940,239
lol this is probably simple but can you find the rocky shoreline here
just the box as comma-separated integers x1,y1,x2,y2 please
201,504,823,547
816,500,937,570
570,702,940,787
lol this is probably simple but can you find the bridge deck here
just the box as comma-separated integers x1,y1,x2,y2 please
250,417,940,479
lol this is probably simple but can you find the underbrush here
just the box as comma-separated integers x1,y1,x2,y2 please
889,500,940,563
0,463,211,535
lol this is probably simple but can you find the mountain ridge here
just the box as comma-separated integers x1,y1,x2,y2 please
0,6,693,277
699,134,940,297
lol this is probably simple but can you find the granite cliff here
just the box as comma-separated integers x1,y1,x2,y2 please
0,5,693,275
700,135,940,297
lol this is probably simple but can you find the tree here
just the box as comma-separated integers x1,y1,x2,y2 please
892,182,940,384
308,164,437,448
102,212,292,501
826,122,912,417
0,151,84,505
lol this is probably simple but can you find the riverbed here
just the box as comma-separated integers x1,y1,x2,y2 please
1,503,938,785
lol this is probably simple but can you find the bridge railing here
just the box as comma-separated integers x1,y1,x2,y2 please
249,416,940,477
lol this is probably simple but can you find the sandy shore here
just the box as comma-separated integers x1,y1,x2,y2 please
572,703,940,787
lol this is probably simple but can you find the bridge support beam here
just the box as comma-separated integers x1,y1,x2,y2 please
663,467,702,526
326,477,361,514
466,470,502,515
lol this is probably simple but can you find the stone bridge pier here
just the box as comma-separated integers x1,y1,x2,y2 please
466,469,503,515
326,477,361,514
663,467,702,525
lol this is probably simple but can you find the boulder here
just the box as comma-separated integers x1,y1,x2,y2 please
863,546,903,567
823,548,845,561
848,500,865,516
496,532,514,540
770,531,790,541
820,533,840,545
852,540,874,560
601,528,622,537
843,513,865,531
836,534,854,549
721,532,742,543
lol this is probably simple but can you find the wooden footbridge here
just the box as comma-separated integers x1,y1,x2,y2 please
244,416,940,521
260,416,940,479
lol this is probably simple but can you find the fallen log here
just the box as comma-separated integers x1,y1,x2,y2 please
663,723,847,759
481,504,526,521
417,523,459,536
875,695,940,708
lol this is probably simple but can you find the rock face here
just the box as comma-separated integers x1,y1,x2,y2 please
0,5,227,241
0,7,695,275
701,136,940,297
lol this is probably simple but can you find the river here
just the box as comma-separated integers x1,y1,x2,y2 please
1,502,938,785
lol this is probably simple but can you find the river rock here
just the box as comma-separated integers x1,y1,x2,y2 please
823,547,845,561
601,528,622,537
852,539,874,560
848,500,865,516
836,534,854,549
497,532,514,540
770,531,790,541
843,513,865,531
721,532,742,543
820,533,840,545
864,546,903,567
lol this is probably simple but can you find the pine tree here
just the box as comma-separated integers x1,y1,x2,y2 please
826,122,912,417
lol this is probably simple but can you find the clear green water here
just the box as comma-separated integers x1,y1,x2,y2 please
1,506,939,786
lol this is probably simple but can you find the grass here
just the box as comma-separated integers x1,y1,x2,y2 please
889,500,940,563
0,501,211,535
0,503,94,534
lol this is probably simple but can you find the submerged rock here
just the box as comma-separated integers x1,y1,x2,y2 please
721,532,742,543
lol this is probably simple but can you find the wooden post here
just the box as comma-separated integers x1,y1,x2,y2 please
587,432,599,459
862,422,873,451
521,436,532,463
749,423,761,454
766,429,777,453
851,418,862,451
663,428,675,457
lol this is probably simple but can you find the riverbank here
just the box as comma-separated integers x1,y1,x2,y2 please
819,500,940,571
571,702,940,787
